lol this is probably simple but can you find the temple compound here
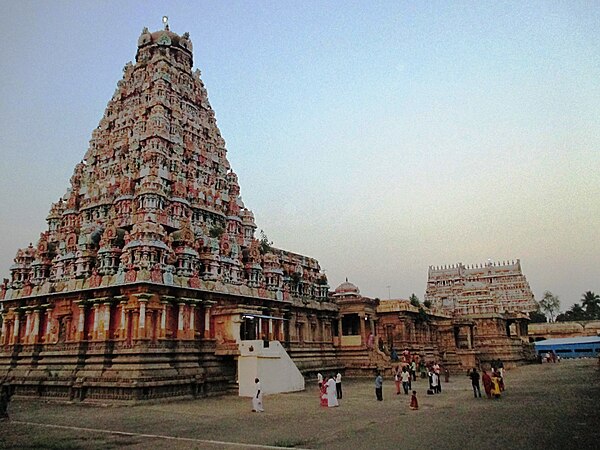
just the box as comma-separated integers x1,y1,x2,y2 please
0,25,537,402
425,260,537,368
0,25,337,401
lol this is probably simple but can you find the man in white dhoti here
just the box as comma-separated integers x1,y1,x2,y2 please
326,375,339,407
252,378,264,412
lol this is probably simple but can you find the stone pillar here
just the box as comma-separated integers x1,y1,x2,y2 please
337,317,342,346
139,299,147,339
32,309,40,343
0,313,6,345
204,305,212,339
45,308,53,342
268,318,273,340
467,326,473,349
177,302,185,339
24,311,32,343
359,313,366,346
92,303,100,339
120,301,127,333
160,301,168,338
189,303,196,338
77,304,86,341
370,318,375,336
12,313,20,345
103,302,112,340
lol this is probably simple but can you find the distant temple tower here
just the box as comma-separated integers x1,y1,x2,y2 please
425,260,536,315
0,24,333,401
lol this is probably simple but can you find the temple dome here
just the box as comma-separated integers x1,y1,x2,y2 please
334,280,360,295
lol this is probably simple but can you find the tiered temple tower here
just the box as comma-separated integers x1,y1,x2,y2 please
425,260,536,315
0,24,336,401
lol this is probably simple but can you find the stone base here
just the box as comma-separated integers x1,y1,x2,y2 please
0,340,236,403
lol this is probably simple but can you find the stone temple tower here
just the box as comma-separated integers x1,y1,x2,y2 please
0,24,335,401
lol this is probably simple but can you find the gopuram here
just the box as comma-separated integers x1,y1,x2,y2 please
0,24,336,401
425,260,537,368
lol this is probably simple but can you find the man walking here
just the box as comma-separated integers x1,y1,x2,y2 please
375,371,383,401
469,368,482,398
335,372,343,399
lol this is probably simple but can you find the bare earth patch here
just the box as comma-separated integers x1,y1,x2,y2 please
1,359,599,449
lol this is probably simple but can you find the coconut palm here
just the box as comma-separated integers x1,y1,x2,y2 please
581,291,600,319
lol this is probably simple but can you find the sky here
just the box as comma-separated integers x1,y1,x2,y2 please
0,1,599,311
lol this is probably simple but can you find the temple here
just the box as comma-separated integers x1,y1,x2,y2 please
0,25,536,402
425,260,537,368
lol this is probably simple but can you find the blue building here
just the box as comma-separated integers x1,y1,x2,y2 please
535,336,600,359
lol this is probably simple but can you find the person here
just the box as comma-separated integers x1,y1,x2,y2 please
335,372,343,400
391,347,399,361
410,390,419,410
326,375,339,407
482,369,493,399
317,372,323,389
375,371,383,401
394,366,401,395
252,378,264,412
491,371,501,399
320,380,328,407
433,362,442,393
401,367,411,395
431,370,440,394
444,367,450,384
469,368,482,398
410,360,417,382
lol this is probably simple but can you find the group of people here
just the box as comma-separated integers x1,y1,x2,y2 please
252,358,509,412
376,370,419,409
468,367,505,399
317,372,342,408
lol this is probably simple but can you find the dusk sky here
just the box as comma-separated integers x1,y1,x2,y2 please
0,1,598,311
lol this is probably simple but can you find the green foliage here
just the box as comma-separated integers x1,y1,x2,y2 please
259,229,272,254
556,291,600,322
415,306,430,324
208,224,224,238
423,300,432,309
409,293,420,307
581,291,600,319
539,291,560,322
529,309,548,323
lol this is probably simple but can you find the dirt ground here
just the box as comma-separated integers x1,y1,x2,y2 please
1,358,599,449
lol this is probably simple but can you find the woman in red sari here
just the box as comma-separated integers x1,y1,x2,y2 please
481,369,493,399
320,380,328,407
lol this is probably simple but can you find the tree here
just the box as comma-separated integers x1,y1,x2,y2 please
409,293,420,307
539,291,560,322
259,229,272,255
528,300,547,323
556,303,587,322
581,291,600,319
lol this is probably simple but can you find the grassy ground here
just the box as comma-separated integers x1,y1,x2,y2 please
1,358,599,449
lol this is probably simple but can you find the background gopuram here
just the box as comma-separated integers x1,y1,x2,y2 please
0,23,336,401
425,260,537,368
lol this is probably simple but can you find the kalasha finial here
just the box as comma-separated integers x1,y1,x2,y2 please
162,16,169,30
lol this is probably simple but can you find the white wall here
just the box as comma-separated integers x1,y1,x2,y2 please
238,340,305,397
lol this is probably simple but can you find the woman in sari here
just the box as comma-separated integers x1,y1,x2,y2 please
490,371,501,399
481,369,493,399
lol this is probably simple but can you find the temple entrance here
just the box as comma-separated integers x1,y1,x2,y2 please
240,316,258,341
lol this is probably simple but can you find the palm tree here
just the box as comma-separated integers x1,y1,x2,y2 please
581,291,600,319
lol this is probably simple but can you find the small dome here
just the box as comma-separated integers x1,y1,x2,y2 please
334,280,360,295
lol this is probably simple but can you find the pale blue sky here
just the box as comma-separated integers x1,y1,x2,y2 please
1,1,599,310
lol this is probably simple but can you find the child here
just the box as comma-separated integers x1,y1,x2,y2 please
410,390,418,410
